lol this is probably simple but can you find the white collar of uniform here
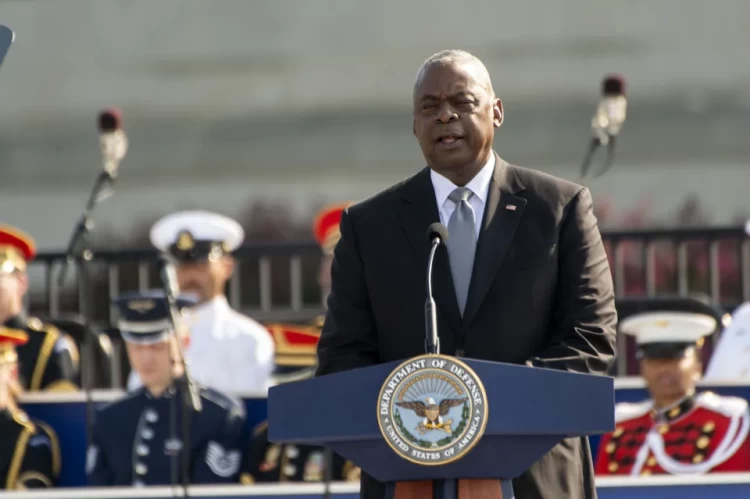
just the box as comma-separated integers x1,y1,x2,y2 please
191,294,229,316
430,152,495,209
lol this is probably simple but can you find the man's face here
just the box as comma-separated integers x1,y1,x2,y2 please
126,340,173,389
176,256,233,303
0,271,27,323
640,350,702,405
413,60,503,176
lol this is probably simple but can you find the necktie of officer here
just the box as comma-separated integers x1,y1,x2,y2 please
446,187,477,315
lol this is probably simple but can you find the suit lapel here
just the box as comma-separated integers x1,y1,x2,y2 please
397,168,463,336
463,155,527,327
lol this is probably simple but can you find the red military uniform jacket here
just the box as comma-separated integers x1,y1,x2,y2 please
596,391,750,475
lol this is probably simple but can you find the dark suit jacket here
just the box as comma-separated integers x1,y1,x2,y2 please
316,153,617,499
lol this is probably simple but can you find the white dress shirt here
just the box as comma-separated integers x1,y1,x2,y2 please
430,153,496,237
127,295,275,395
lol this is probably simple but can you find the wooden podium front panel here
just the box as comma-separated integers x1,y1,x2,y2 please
393,479,502,498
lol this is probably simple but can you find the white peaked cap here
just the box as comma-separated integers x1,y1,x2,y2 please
149,210,244,252
620,311,717,345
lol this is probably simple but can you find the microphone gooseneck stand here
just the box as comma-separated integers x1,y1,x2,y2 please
57,169,118,448
160,259,202,498
579,135,617,181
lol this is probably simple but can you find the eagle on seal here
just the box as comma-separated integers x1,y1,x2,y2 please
395,397,467,432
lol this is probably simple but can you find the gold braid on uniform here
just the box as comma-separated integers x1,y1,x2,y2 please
15,472,52,489
239,473,255,485
27,318,59,392
43,380,78,393
5,411,35,489
35,421,61,477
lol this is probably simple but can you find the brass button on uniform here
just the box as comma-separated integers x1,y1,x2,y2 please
647,457,657,467
608,462,619,472
613,427,624,438
703,422,716,433
693,454,705,464
658,425,669,435
606,442,616,454
697,436,710,450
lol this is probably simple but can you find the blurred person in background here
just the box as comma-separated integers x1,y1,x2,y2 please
241,204,359,484
0,326,61,489
127,211,274,394
0,225,79,392
596,307,750,475
704,219,750,379
88,290,248,486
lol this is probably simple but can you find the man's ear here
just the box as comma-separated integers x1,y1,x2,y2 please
17,271,29,296
222,256,236,279
493,98,504,128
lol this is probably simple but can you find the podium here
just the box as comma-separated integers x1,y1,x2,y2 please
269,355,614,498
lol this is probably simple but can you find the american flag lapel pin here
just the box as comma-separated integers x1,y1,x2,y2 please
505,204,517,211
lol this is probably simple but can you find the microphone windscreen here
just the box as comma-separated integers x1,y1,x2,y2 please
426,223,449,244
602,75,626,96
98,108,122,132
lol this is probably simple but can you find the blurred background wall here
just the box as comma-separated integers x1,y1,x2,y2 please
1,0,749,251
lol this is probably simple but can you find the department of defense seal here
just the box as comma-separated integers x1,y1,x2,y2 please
377,354,488,466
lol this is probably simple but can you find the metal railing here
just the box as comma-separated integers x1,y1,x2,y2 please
26,226,750,378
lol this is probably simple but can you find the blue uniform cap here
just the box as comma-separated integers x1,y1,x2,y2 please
113,290,197,345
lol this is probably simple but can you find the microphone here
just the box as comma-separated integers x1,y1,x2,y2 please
591,75,627,146
580,75,627,180
98,108,128,177
424,223,448,355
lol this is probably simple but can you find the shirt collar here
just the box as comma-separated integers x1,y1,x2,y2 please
430,152,495,209
191,294,228,316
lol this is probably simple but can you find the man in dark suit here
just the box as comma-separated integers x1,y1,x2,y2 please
316,49,617,498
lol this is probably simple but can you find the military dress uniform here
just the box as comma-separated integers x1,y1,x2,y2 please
128,211,275,394
596,310,750,475
87,291,249,486
0,225,79,392
243,323,359,484
0,327,61,489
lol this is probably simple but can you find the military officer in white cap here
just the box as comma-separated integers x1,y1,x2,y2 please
704,220,750,379
596,301,750,476
127,210,274,395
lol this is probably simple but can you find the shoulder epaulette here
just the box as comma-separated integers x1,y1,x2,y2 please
696,391,749,418
614,400,653,423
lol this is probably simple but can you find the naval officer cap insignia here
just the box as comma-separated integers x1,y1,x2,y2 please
313,203,353,256
0,224,36,274
112,290,197,344
377,354,488,466
621,311,717,360
150,210,244,263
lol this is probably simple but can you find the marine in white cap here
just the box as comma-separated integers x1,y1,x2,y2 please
127,211,274,395
595,300,750,476
704,221,750,379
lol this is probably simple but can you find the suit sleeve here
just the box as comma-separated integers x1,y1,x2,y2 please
86,422,114,486
193,403,248,483
316,209,380,376
525,187,617,375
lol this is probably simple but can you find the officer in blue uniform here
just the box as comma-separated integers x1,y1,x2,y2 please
87,290,248,486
